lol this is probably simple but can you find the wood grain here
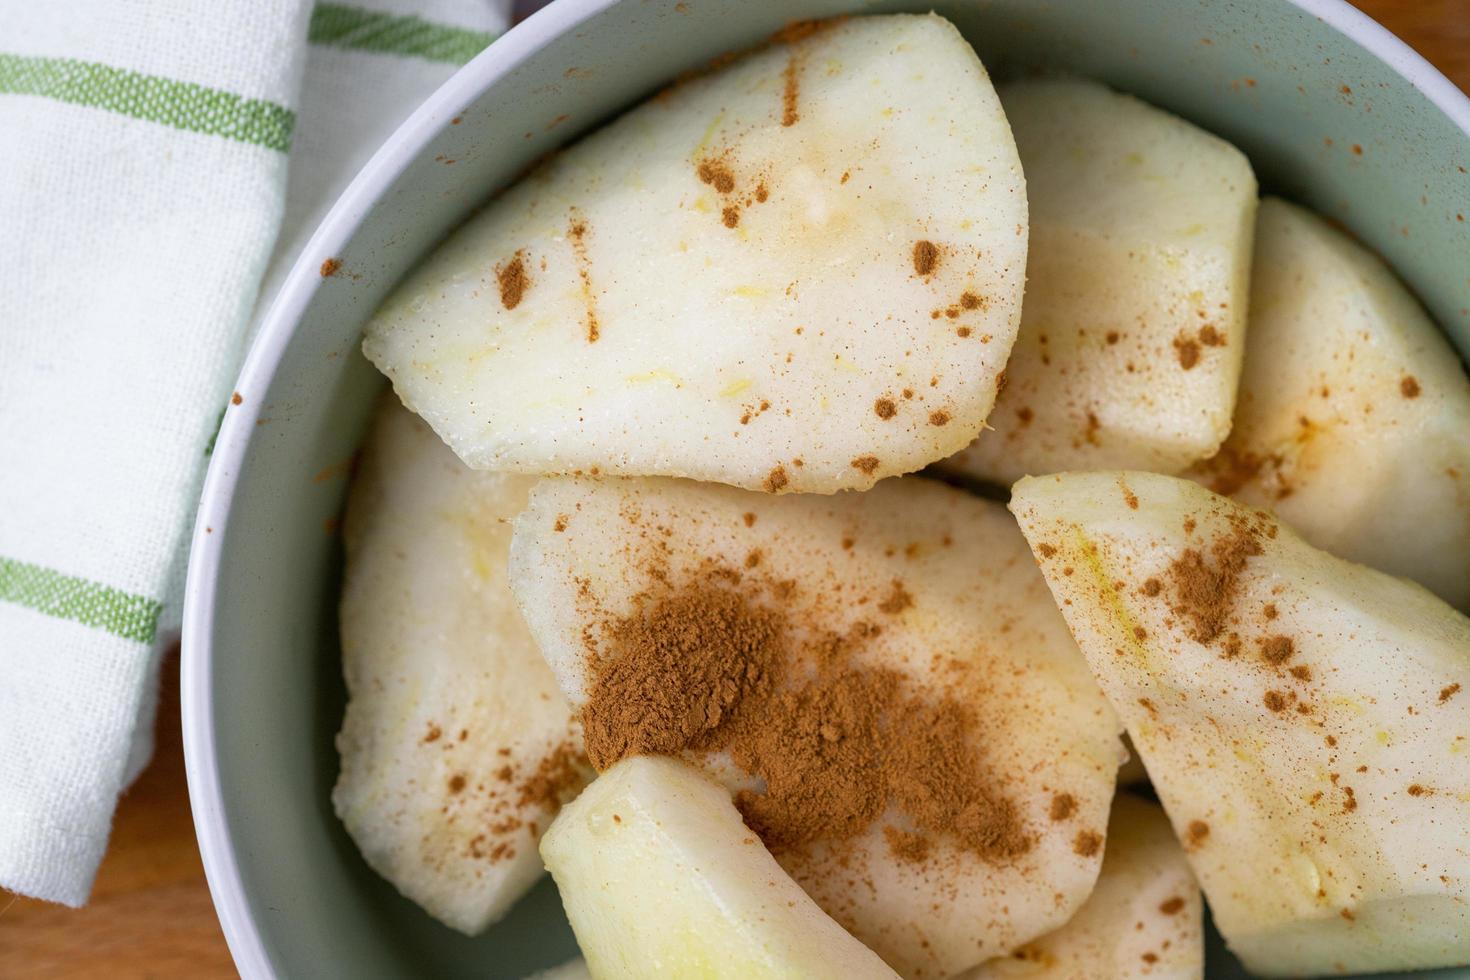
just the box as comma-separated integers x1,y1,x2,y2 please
1,3,1465,977
1353,0,1470,96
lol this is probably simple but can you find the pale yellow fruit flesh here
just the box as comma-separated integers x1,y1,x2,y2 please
946,77,1256,485
539,755,899,980
962,794,1203,980
333,397,584,934
510,475,1123,979
1188,196,1470,610
362,14,1026,494
1011,470,1470,977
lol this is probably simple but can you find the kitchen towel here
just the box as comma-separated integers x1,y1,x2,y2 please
0,0,509,907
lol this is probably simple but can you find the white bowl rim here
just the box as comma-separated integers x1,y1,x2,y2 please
179,1,1470,976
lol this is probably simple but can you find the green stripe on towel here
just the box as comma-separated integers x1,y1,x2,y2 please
0,54,295,151
0,556,162,645
309,3,497,65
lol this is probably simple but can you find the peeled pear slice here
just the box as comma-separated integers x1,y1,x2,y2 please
333,397,586,934
1011,470,1470,977
962,795,1202,980
945,77,1256,485
364,14,1027,494
1188,197,1470,609
510,475,1124,978
540,755,899,980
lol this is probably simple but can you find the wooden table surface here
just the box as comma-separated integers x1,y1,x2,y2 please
1,2,1466,977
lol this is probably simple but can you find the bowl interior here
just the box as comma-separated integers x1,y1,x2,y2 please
188,0,1470,976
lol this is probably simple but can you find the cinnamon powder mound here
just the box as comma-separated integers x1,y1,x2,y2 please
735,657,1030,863
496,250,529,310
912,240,939,276
580,574,1032,866
580,585,784,769
1163,523,1263,643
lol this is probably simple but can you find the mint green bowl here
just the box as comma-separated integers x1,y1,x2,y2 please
181,1,1470,976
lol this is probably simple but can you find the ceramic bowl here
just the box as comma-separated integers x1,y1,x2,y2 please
181,0,1470,976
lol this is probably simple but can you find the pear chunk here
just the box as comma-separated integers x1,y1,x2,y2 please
1011,470,1470,977
946,77,1256,485
363,14,1027,494
1189,197,1470,609
539,755,899,980
333,397,586,934
510,475,1123,978
962,795,1202,980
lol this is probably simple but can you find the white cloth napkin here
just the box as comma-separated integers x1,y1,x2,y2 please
0,0,509,907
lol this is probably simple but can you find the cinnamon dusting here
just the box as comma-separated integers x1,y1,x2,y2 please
1259,635,1295,665
495,250,529,310
568,213,599,342
697,159,737,194
913,240,939,277
782,54,801,126
1173,334,1201,370
1162,523,1263,643
1049,793,1077,821
578,572,1032,869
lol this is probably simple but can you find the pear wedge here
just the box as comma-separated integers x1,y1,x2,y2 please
1189,197,1470,609
539,755,899,980
946,77,1256,485
1010,470,1470,976
363,14,1026,494
333,397,586,933
510,475,1123,978
962,795,1202,980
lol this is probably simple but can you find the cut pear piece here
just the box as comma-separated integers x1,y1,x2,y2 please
1188,197,1470,609
363,14,1027,494
945,77,1256,485
1010,471,1470,977
510,475,1124,978
539,755,899,980
962,795,1202,980
333,397,586,934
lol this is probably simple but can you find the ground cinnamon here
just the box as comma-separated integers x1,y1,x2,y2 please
581,585,783,768
567,213,599,342
579,572,1031,867
912,240,939,276
1162,522,1263,643
496,250,529,310
516,739,590,813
